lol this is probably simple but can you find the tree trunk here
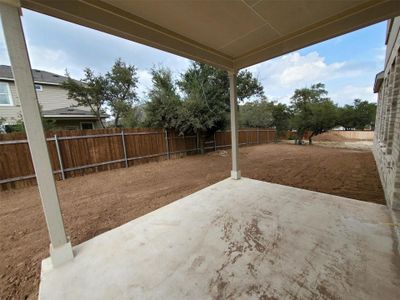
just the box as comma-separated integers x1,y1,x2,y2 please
296,132,303,145
308,132,315,145
97,112,105,128
197,131,205,154
114,113,120,128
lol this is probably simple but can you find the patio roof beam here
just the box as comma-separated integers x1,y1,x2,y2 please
19,0,400,71
0,0,73,267
20,0,234,71
233,0,400,69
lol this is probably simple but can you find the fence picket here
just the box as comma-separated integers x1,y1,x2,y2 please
54,134,65,180
0,128,277,190
121,131,128,168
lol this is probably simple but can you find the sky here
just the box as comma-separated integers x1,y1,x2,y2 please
0,9,387,106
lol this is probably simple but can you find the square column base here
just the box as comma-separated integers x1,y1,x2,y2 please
49,241,74,268
231,170,241,180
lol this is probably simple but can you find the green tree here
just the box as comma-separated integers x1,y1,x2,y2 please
121,105,145,128
306,99,338,144
290,83,338,144
144,67,181,129
62,69,108,128
352,99,377,130
239,99,274,128
106,59,139,127
177,62,265,151
337,104,355,130
337,99,377,130
177,63,230,142
291,83,329,109
272,103,291,138
237,69,265,101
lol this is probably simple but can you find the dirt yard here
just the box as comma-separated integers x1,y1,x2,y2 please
0,143,384,299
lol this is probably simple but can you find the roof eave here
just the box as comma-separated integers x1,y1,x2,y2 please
0,77,63,86
373,71,384,93
42,114,108,119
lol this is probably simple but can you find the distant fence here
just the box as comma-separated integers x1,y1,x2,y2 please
284,130,374,141
330,130,374,140
0,128,277,190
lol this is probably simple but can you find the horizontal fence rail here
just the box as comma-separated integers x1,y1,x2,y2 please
0,128,278,190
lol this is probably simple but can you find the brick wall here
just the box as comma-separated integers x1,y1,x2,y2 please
373,17,400,210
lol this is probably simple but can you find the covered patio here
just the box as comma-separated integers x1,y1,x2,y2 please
0,0,399,299
39,178,400,299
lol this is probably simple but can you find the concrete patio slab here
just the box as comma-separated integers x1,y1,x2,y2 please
39,178,400,299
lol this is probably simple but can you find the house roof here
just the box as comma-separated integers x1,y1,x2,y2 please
373,71,384,93
42,107,108,119
0,65,68,85
21,0,400,71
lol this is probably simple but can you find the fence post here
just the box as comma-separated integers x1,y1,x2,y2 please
164,129,170,159
214,132,217,151
121,130,128,168
257,128,260,144
54,134,65,180
196,132,200,154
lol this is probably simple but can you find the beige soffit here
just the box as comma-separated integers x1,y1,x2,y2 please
21,0,400,71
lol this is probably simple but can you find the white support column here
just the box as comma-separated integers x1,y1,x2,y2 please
0,1,73,267
228,70,241,180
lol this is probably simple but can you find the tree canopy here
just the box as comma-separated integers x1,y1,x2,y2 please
62,59,139,128
144,62,265,137
290,83,338,144
176,62,265,135
239,99,274,128
144,67,181,129
288,84,376,144
176,63,230,135
337,99,377,130
105,58,138,127
60,59,376,142
62,68,108,128
271,103,291,137
120,105,145,128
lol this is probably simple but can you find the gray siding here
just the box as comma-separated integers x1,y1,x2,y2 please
0,81,90,124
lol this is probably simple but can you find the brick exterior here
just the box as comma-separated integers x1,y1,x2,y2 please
373,17,400,210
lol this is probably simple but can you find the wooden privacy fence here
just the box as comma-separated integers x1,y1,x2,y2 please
0,128,277,190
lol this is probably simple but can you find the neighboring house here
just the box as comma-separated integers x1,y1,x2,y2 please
373,16,400,210
0,65,107,130
332,126,346,131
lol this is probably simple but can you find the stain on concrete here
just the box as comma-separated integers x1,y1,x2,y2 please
247,263,257,278
208,212,282,300
245,284,277,300
190,256,205,272
316,282,338,300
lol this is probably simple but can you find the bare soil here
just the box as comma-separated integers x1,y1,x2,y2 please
0,143,384,299
313,132,354,142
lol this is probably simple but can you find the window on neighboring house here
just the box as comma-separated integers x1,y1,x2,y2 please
35,84,43,92
80,122,94,130
0,82,13,106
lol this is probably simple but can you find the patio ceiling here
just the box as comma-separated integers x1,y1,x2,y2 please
21,0,400,71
